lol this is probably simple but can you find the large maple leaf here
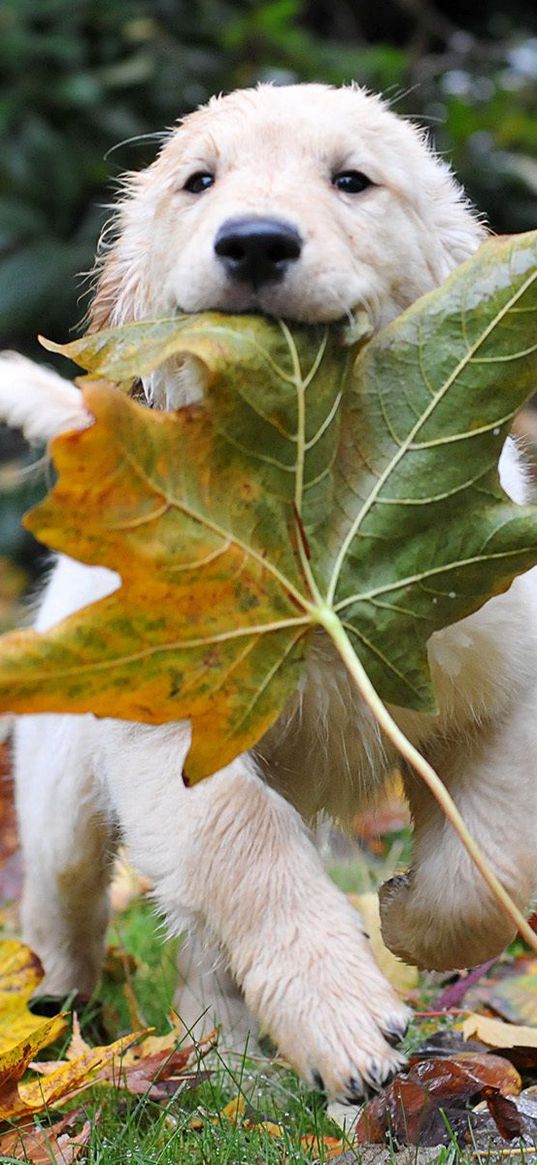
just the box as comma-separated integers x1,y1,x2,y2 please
0,232,536,781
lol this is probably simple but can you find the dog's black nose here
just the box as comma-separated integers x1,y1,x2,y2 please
214,217,302,289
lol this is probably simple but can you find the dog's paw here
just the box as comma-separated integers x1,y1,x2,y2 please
241,914,409,1102
379,872,516,971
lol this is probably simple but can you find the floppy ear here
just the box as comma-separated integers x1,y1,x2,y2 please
424,164,488,283
87,169,155,333
88,251,124,332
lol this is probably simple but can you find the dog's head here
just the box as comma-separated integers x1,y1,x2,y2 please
90,83,486,403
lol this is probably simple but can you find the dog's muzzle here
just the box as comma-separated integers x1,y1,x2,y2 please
214,216,302,291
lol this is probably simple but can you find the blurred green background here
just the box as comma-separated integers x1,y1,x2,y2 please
1,0,536,595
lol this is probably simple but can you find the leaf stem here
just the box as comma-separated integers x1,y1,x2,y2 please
317,607,537,958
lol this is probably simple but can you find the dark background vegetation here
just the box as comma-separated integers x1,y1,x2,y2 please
1,0,536,576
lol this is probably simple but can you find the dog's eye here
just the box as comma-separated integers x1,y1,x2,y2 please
183,172,215,194
332,171,372,194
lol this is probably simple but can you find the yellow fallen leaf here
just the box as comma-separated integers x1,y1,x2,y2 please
65,1013,91,1061
246,1120,283,1137
0,1017,70,1121
462,1012,537,1048
0,1031,145,1120
300,1134,346,1159
218,1094,246,1122
0,939,66,1055
349,893,418,995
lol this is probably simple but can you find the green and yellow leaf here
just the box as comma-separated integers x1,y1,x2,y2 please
0,232,536,779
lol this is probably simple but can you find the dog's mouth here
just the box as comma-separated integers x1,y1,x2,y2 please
173,299,371,336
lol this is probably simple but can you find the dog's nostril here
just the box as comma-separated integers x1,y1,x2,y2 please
214,216,302,289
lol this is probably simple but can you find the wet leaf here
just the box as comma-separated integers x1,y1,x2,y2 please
356,1052,522,1148
355,1077,436,1145
408,1053,521,1098
482,1087,524,1141
0,235,536,778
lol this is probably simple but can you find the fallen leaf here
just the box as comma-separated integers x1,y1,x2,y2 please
408,1053,521,1098
488,961,537,1027
218,1094,247,1122
482,1087,524,1141
299,1134,346,1159
355,1053,522,1148
0,1029,143,1120
0,940,66,1073
0,235,535,781
0,1014,70,1121
349,893,418,995
434,959,498,1011
248,1120,284,1136
462,1013,537,1049
0,1113,92,1163
355,1077,437,1145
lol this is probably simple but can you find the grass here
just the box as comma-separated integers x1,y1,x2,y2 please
1,839,534,1163
73,897,356,1164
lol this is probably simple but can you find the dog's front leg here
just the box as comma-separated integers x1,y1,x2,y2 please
104,722,408,1101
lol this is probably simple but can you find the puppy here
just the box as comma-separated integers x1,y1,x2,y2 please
1,83,537,1103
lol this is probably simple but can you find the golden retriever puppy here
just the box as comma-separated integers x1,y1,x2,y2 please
1,83,536,1103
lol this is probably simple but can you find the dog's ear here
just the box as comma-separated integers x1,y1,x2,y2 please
436,209,487,278
88,252,123,333
425,168,488,283
88,169,153,333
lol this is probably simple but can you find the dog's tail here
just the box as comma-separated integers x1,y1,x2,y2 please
0,352,90,444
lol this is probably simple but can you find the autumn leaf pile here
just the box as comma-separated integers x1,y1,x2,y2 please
0,233,536,783
0,935,215,1162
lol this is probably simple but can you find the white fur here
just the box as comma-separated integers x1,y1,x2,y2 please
3,83,537,1102
0,353,89,442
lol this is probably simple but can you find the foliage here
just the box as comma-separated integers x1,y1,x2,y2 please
0,234,535,781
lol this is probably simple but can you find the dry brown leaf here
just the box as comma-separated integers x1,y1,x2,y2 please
0,1113,92,1163
462,1013,537,1048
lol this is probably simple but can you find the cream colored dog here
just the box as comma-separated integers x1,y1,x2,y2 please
1,83,537,1103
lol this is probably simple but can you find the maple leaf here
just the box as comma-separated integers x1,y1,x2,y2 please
0,233,535,780
0,939,66,1056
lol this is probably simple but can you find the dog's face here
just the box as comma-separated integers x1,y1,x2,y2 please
91,83,485,402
